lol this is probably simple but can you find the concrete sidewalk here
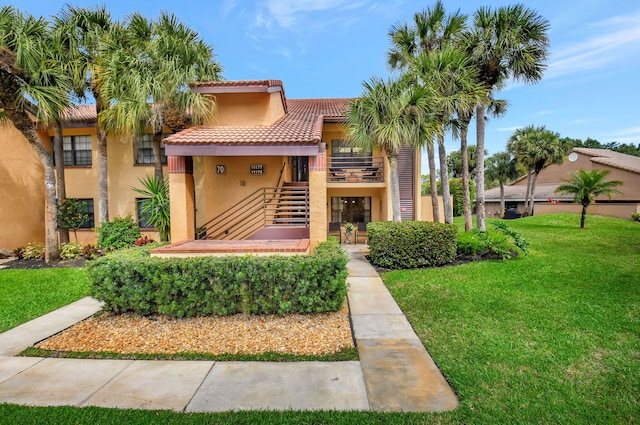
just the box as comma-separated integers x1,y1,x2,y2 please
0,245,457,412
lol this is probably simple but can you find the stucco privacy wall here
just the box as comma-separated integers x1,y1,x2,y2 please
195,156,286,228
0,125,45,250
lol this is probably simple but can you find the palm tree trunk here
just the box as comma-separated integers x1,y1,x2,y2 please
475,104,486,231
53,122,69,245
524,170,532,215
97,128,109,224
580,204,588,228
152,132,163,181
388,153,402,222
1,75,59,261
528,171,540,216
95,98,109,224
499,183,505,217
427,140,439,222
460,124,472,231
438,133,452,224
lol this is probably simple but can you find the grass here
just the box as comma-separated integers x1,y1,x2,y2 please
20,346,359,362
0,268,90,333
1,213,638,423
382,213,640,424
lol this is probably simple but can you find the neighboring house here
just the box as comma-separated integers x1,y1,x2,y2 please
0,79,438,252
485,148,640,219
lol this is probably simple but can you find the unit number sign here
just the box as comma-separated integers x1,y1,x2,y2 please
250,164,265,175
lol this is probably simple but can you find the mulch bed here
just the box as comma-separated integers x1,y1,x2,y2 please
1,258,87,270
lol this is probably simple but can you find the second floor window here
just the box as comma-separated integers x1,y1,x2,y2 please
331,139,371,158
136,134,168,165
59,135,92,166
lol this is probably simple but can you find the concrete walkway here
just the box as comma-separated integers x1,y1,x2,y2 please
0,245,457,412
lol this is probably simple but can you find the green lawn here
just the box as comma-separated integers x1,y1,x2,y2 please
0,268,89,333
383,213,640,424
1,213,638,423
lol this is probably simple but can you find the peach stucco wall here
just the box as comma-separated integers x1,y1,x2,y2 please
195,156,286,227
205,92,285,126
0,125,45,250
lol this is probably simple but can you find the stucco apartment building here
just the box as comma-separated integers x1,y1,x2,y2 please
484,148,640,219
1,79,442,252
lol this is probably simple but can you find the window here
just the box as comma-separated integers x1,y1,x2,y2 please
53,135,92,166
331,197,371,224
136,198,153,229
76,198,94,229
331,139,372,168
136,134,168,165
331,139,371,158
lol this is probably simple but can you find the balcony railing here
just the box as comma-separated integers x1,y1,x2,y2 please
327,156,384,183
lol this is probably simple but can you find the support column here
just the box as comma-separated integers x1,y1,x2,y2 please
308,151,327,252
168,156,195,243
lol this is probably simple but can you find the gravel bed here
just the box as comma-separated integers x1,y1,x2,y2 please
36,304,354,356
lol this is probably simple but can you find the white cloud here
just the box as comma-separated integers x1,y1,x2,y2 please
546,11,640,80
612,127,640,136
497,126,523,132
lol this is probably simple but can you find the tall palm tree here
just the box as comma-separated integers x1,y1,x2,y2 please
388,1,467,223
0,6,72,261
57,5,113,224
98,12,222,181
485,151,519,217
507,125,565,216
463,4,550,230
408,47,486,224
555,169,622,228
346,77,434,222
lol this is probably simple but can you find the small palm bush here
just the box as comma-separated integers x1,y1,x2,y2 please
133,175,170,241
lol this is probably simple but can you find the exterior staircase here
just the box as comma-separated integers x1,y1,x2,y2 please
197,182,310,240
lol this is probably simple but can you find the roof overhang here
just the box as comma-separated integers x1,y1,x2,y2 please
165,143,324,157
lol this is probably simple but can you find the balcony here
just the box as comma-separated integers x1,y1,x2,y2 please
327,156,384,184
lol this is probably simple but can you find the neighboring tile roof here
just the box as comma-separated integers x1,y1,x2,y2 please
190,80,284,90
484,183,574,201
573,148,640,174
164,98,352,146
60,105,97,122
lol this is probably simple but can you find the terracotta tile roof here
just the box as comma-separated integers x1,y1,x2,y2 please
60,105,97,122
573,148,640,174
164,98,352,146
190,80,284,89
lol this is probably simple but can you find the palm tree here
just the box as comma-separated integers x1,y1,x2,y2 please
346,77,434,222
0,6,72,261
98,12,222,181
388,1,467,223
507,125,566,216
485,152,519,217
57,5,113,224
463,4,550,230
408,47,486,224
555,169,622,228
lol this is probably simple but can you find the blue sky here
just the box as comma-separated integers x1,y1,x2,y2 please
15,1,640,173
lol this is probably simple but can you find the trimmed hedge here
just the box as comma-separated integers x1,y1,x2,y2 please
87,240,348,317
367,221,457,269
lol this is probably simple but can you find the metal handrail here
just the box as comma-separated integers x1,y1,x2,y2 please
198,184,309,240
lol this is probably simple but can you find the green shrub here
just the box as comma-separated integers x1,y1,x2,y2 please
456,222,529,260
60,242,83,260
21,242,45,260
96,216,141,251
632,212,640,222
367,221,457,269
87,239,348,317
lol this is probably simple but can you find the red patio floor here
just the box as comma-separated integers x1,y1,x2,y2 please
150,239,311,257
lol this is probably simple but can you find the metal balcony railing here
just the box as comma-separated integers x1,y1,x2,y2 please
326,156,384,183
